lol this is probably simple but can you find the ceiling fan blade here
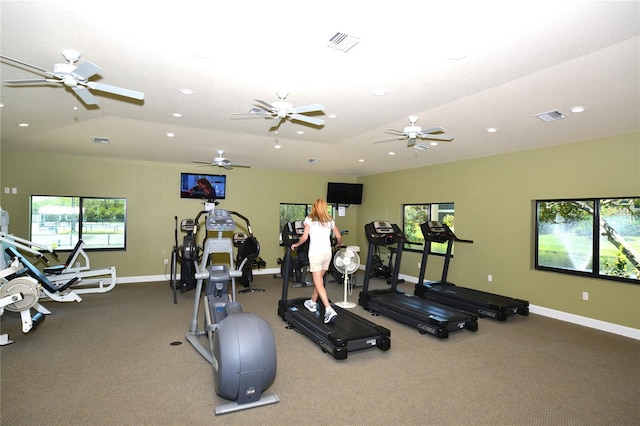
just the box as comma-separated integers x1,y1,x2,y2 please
290,114,325,126
269,117,283,129
71,61,103,80
292,103,325,114
4,78,61,85
383,128,405,136
72,86,99,105
192,160,213,164
253,98,276,111
86,82,144,100
229,163,251,168
421,126,446,134
231,107,270,115
373,136,407,144
0,54,53,76
418,133,454,142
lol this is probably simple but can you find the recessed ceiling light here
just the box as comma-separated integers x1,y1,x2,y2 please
0,103,5,108
179,88,194,95
274,144,281,149
18,123,29,127
388,151,395,156
430,141,439,146
570,106,585,113
171,113,183,118
486,127,498,133
358,159,365,163
166,132,175,138
373,89,387,96
328,114,337,119
296,130,304,135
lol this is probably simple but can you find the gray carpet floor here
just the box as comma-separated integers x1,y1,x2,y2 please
1,273,639,425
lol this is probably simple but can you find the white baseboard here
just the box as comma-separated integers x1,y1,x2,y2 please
117,270,640,340
528,305,640,340
115,268,282,285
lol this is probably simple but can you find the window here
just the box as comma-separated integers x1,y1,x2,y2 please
279,203,335,245
31,195,127,250
403,203,455,254
535,198,640,284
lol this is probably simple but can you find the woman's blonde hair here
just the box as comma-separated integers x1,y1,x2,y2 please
309,199,332,224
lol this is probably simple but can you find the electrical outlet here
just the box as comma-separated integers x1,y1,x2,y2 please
488,274,493,282
582,291,589,301
417,262,421,269
164,259,169,265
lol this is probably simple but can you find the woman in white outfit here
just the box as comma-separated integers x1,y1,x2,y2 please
291,198,342,324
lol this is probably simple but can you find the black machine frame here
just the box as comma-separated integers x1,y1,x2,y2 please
277,221,390,360
358,221,478,339
414,220,529,321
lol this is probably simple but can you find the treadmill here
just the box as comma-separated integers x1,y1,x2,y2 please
414,220,529,321
358,221,478,339
277,221,391,360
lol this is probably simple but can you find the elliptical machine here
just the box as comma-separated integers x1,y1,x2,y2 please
185,206,279,415
172,216,202,295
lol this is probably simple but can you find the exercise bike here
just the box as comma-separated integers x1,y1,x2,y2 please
185,207,279,415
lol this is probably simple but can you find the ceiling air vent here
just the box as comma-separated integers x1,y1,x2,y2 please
91,137,110,144
535,110,567,123
327,32,359,53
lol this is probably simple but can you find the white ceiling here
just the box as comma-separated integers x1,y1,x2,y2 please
1,1,639,177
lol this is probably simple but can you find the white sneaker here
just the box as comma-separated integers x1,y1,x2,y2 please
303,299,317,313
324,306,338,324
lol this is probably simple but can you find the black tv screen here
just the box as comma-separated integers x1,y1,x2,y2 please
326,182,363,205
180,173,226,200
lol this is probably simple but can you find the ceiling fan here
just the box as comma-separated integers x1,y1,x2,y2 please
0,50,144,106
232,92,325,130
374,116,454,148
192,150,251,170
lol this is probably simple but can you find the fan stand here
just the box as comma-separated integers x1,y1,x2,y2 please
335,272,357,309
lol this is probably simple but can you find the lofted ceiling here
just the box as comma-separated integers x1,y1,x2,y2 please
1,1,639,177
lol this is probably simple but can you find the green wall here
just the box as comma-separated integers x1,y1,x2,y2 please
356,133,639,329
0,153,359,282
1,132,639,329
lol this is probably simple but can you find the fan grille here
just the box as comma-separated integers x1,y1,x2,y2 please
535,110,567,123
327,32,359,53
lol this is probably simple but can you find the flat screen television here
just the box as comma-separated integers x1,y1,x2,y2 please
326,182,363,205
180,173,226,200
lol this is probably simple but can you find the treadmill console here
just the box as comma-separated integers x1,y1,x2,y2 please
420,220,451,243
365,221,404,245
206,209,236,232
420,220,473,244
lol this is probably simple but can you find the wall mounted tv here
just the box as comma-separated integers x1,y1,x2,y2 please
180,173,226,200
326,182,363,205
